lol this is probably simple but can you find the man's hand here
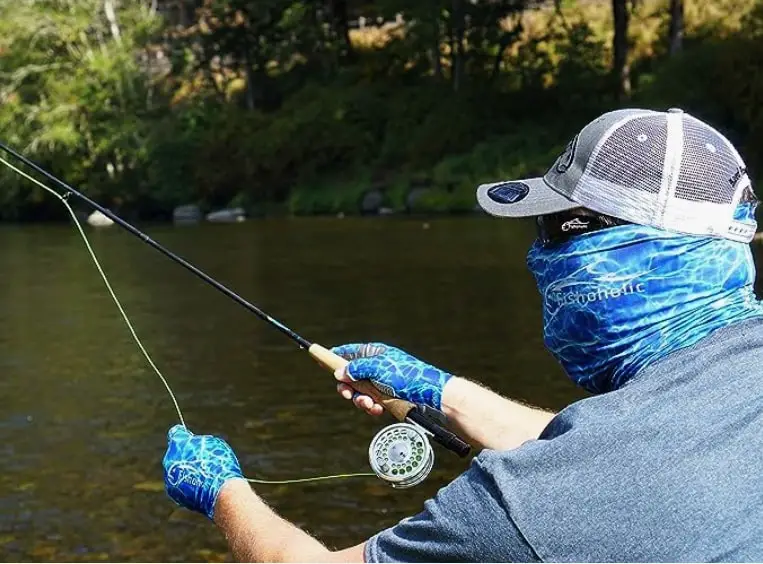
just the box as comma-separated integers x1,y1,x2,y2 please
332,342,453,412
162,425,244,520
333,342,556,451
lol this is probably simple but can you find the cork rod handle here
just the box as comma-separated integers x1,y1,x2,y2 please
308,343,414,421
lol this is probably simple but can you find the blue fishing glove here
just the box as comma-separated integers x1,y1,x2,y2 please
331,343,453,409
162,425,244,520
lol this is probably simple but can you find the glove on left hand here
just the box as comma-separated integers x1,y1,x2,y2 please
162,424,244,520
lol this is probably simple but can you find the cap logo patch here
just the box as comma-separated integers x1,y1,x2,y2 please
487,182,529,204
555,135,579,174
561,218,589,232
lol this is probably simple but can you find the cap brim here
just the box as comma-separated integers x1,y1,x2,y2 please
476,178,578,218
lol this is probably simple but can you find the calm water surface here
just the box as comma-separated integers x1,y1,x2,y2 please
2,217,751,562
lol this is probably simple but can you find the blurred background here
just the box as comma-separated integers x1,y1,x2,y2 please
1,0,762,562
0,0,761,219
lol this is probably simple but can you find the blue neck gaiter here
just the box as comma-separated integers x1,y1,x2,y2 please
526,224,763,394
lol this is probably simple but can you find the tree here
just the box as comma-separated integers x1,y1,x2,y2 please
451,0,465,90
371,0,531,90
668,0,684,55
0,0,163,215
327,0,355,62
612,0,631,100
188,0,290,110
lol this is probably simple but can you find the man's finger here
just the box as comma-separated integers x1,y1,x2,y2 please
331,342,388,361
335,383,384,416
336,382,355,399
336,383,375,405
353,394,375,411
168,424,191,441
334,366,353,383
331,343,366,360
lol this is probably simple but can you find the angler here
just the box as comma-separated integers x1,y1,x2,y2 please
162,108,763,562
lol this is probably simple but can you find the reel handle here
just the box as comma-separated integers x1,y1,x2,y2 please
308,343,414,421
308,344,472,458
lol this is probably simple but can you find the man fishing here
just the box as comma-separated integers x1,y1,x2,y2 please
162,108,763,561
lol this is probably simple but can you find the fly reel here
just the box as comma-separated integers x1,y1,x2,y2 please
368,422,434,488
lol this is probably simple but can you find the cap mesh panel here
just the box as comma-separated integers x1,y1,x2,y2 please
586,116,667,195
675,116,742,205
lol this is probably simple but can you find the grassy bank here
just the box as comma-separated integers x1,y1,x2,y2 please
286,125,573,216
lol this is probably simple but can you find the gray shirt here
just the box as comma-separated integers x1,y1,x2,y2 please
366,318,763,562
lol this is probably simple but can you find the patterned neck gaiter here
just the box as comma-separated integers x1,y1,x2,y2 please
526,224,763,394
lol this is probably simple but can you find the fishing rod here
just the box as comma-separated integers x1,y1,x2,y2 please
0,141,471,488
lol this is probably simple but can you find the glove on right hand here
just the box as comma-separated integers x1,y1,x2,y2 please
331,343,453,410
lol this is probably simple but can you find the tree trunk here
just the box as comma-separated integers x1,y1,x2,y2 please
490,22,522,83
451,0,465,92
329,0,355,62
668,0,684,56
432,1,443,80
612,0,631,100
243,45,256,111
448,12,455,79
103,0,122,44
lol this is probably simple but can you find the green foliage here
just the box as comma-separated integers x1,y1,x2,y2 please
0,0,761,219
0,0,163,218
287,172,373,215
635,2,763,186
552,22,611,110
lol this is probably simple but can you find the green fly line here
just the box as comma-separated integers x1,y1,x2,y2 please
0,155,374,486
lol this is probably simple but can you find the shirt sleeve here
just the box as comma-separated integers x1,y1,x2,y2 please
364,456,541,563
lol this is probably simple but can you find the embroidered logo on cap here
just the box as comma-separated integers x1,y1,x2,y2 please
487,182,529,204
555,135,579,174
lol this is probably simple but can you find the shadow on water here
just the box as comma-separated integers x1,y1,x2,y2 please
2,217,757,561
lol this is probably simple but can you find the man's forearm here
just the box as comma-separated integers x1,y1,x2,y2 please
214,479,327,562
213,479,365,563
441,377,555,451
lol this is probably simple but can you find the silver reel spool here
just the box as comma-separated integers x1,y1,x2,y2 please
368,422,434,488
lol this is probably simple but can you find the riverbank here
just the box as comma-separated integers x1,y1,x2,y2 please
285,123,571,217
1,0,761,222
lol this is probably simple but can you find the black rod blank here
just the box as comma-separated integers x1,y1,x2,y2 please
0,141,472,459
0,141,312,350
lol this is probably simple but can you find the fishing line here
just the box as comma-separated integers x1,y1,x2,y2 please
0,155,374,485
0,156,183,426
0,141,472,490
0,141,472,464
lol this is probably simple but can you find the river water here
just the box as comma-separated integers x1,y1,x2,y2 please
0,217,756,561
